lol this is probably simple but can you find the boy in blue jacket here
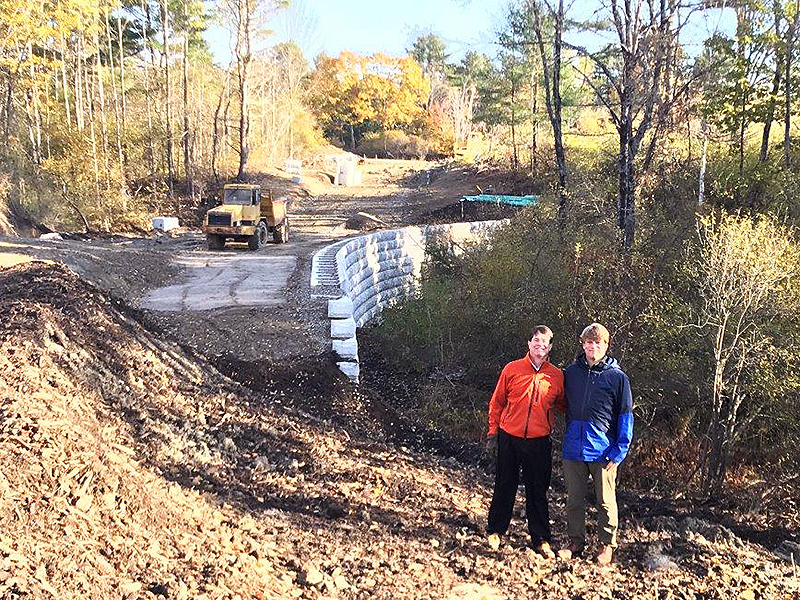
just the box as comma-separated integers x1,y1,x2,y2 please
558,323,633,565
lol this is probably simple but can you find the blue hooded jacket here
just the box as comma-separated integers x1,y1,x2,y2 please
562,354,634,463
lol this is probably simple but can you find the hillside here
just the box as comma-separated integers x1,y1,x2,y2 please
1,261,797,599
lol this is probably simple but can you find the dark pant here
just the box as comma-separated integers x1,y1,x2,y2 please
487,429,553,544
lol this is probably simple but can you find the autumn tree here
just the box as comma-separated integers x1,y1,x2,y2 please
310,52,429,151
691,212,800,496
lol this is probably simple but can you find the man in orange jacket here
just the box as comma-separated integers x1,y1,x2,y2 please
485,325,565,557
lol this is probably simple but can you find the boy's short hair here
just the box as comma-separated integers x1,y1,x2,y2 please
580,323,610,344
530,325,553,343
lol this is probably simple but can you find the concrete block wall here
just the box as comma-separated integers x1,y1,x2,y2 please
328,220,508,382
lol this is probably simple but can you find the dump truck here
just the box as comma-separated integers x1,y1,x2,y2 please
202,183,289,250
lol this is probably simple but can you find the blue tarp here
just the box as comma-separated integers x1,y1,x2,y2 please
461,194,539,207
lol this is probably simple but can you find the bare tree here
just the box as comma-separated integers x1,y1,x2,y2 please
160,0,175,199
564,0,688,249
181,0,193,198
217,0,286,179
212,70,231,181
531,0,568,221
140,0,156,176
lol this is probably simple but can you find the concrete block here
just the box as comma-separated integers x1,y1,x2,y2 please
331,317,356,339
332,337,358,361
285,159,302,174
337,361,360,382
152,216,179,231
328,296,353,319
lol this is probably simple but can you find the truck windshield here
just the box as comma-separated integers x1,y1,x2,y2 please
223,189,253,205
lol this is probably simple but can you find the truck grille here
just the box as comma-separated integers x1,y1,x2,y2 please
208,213,231,226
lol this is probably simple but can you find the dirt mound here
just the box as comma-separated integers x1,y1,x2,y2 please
412,200,524,225
403,162,545,225
0,262,295,598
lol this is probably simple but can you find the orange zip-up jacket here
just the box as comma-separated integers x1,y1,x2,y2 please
487,356,566,438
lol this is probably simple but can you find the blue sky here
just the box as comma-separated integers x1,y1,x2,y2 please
207,0,735,68
208,0,508,66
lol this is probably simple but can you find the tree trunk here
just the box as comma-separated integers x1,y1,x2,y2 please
618,93,636,250
75,35,84,132
104,10,125,179
161,0,175,199
2,74,12,144
531,74,537,175
699,117,708,206
235,0,252,180
93,28,110,190
510,76,518,170
141,0,155,176
532,0,568,220
27,42,42,163
117,17,127,145
212,73,229,182
182,7,193,198
786,2,798,168
84,40,100,207
60,32,72,128
760,1,783,164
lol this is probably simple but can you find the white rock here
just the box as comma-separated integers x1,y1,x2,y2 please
332,337,358,361
337,361,359,382
330,318,356,339
328,296,353,319
39,232,63,240
152,216,179,231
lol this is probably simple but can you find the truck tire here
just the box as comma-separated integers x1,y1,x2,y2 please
273,217,289,243
248,223,267,250
207,234,225,250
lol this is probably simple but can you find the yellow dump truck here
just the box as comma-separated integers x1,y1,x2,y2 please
202,183,289,250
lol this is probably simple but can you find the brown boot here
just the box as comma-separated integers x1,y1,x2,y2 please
557,543,584,560
595,545,614,565
533,541,555,559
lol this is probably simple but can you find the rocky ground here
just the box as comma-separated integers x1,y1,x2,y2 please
0,160,798,599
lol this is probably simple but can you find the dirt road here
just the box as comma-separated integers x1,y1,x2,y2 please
0,158,466,362
139,251,297,311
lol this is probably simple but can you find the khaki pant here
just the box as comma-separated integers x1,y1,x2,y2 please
563,459,618,548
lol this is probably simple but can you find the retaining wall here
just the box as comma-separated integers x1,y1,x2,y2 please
328,220,508,381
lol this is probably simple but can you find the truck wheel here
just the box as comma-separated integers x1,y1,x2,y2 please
207,234,224,250
249,223,267,250
273,218,289,243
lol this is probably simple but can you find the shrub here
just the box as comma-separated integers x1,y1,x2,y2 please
356,130,430,159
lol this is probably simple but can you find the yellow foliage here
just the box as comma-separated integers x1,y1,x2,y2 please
697,212,799,313
310,51,429,140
